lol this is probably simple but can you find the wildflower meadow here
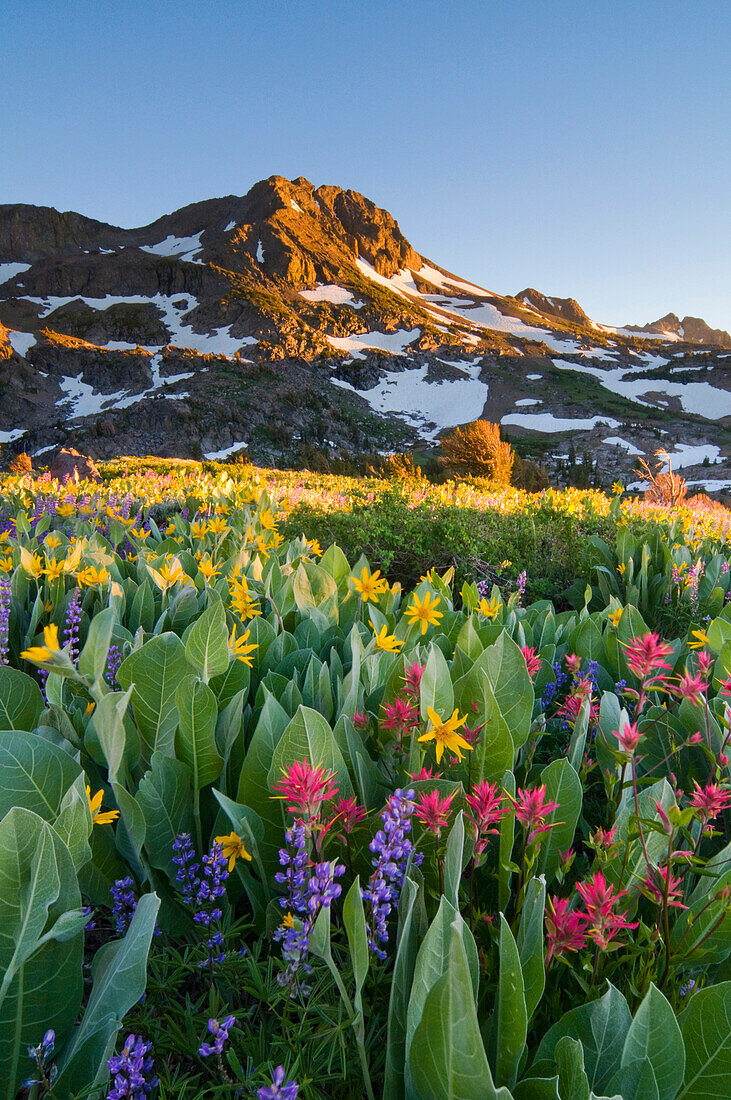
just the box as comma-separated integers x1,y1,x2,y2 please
1,460,731,1099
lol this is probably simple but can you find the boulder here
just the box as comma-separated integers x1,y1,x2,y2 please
49,447,102,483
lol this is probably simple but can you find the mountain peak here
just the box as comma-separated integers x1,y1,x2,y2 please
516,287,590,327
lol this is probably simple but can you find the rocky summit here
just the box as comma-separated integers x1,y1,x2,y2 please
0,174,729,493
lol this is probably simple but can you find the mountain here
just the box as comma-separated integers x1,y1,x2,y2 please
0,175,729,494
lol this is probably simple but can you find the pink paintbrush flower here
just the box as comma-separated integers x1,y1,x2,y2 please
622,632,673,681
545,896,588,965
414,789,456,835
403,661,425,698
521,646,542,678
615,720,641,758
511,785,561,845
381,696,421,735
576,871,638,950
465,780,509,854
272,759,339,820
640,865,687,909
672,671,708,707
689,782,731,829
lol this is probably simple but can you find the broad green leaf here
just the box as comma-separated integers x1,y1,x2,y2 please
92,686,134,785
555,1036,590,1100
409,921,508,1100
236,685,291,873
678,981,731,1099
419,643,454,722
517,875,546,1021
136,752,193,876
483,630,534,748
537,983,632,1094
175,676,223,789
536,758,582,880
490,914,527,1089
343,878,370,1038
117,632,192,761
268,705,353,801
0,810,83,1100
55,892,161,1097
405,897,479,1095
609,984,683,1100
444,811,466,911
0,667,44,730
78,607,115,685
185,601,229,682
0,730,81,822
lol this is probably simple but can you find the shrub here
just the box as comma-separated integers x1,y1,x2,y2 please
440,419,515,484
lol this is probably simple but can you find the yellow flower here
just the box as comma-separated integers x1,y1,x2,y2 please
207,516,230,535
23,553,44,578
0,531,9,544
189,519,208,539
129,526,149,540
165,521,177,535
229,627,258,666
198,558,220,583
229,579,261,619
44,534,61,551
612,482,624,495
405,591,443,635
56,503,75,517
352,567,389,604
78,565,111,587
478,595,502,621
0,555,13,573
418,707,472,764
157,561,188,586
86,785,120,826
259,509,277,531
369,621,404,653
85,700,96,715
44,556,65,580
215,830,252,872
607,608,623,628
419,569,435,583
21,623,61,663
689,629,710,649
617,563,626,575
307,539,322,557
282,911,295,929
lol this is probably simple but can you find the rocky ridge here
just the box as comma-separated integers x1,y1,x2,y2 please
0,175,728,495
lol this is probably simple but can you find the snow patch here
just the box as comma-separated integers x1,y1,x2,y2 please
0,262,31,283
299,285,357,305
256,240,265,264
0,428,26,443
602,437,644,456
526,373,543,380
332,359,488,441
501,412,620,433
290,200,303,213
140,232,204,264
7,331,37,357
204,440,249,460
224,221,236,232
515,398,541,406
326,328,421,358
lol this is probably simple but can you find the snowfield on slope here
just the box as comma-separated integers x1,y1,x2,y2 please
331,359,487,439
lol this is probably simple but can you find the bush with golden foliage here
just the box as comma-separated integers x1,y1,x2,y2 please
8,452,33,475
440,420,515,485
635,451,687,506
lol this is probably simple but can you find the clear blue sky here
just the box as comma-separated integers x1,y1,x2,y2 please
4,1,730,329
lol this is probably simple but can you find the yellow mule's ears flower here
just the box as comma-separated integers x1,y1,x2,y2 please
369,622,404,653
215,831,252,872
86,785,119,826
21,623,61,664
405,590,443,635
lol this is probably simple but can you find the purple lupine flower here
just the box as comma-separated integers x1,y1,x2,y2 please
63,587,83,664
24,1029,56,1090
274,822,309,913
111,877,137,935
258,1066,299,1100
0,578,11,665
107,1034,157,1099
361,788,420,959
273,825,345,989
198,1014,236,1057
106,644,122,688
172,832,200,905
83,904,96,931
516,570,527,600
173,833,230,965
